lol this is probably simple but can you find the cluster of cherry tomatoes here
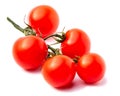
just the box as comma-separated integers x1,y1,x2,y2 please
7,5,106,88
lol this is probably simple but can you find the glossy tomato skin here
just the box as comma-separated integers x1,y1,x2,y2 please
28,5,59,38
13,36,48,70
42,55,76,88
61,28,91,58
76,53,106,84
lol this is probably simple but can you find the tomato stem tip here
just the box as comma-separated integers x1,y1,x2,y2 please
7,17,24,32
7,17,36,36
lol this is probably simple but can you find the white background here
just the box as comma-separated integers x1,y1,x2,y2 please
0,0,120,96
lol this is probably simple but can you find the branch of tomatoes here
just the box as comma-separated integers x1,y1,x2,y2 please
7,4,106,88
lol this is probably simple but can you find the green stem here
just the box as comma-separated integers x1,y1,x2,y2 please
44,32,66,43
73,56,80,63
7,17,24,33
44,34,63,40
47,45,61,57
48,45,56,54
7,17,36,36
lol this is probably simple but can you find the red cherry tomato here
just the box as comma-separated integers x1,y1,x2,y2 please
76,53,106,84
42,55,76,88
61,28,91,58
28,5,59,38
12,36,48,70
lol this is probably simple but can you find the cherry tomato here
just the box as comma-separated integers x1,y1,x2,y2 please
12,36,48,70
28,5,59,38
76,53,106,84
42,55,76,88
61,28,91,58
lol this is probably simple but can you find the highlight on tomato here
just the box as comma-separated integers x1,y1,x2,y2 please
12,35,48,70
28,5,59,38
76,53,106,84
41,55,76,88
